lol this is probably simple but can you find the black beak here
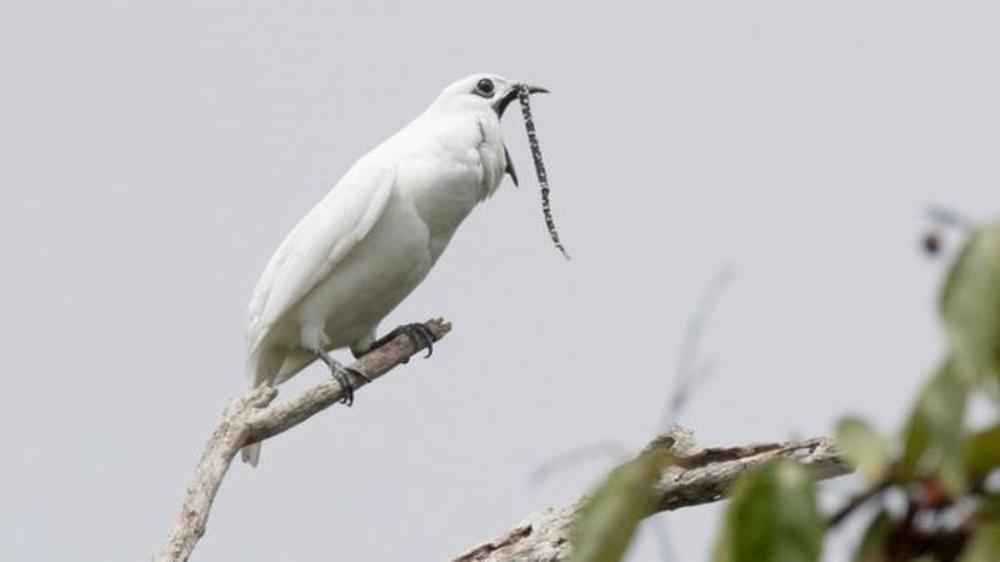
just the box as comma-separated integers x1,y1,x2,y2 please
493,83,549,117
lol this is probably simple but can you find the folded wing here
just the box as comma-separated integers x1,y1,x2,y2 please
246,159,397,360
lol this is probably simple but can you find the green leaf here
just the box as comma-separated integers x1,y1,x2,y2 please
569,449,671,562
940,223,1000,386
899,359,969,495
713,459,824,562
835,416,891,484
852,511,890,562
960,521,1000,562
966,424,1000,483
978,496,1000,520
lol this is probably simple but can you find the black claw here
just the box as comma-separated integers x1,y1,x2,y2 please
363,322,436,359
414,324,435,358
331,367,354,406
317,352,366,406
331,367,370,407
400,323,434,358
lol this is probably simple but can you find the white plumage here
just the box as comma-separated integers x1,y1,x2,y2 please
242,74,543,465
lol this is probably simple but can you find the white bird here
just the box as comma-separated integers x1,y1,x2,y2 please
242,74,547,465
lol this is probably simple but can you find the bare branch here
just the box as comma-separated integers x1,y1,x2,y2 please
662,264,736,426
528,442,629,487
452,425,851,562
155,318,452,562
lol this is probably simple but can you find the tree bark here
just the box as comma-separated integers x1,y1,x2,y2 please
452,425,850,562
156,318,850,562
155,319,452,562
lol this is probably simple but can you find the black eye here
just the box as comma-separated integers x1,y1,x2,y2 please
475,78,495,97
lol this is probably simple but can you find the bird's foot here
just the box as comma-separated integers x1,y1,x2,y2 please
366,323,436,360
332,364,370,406
318,354,370,406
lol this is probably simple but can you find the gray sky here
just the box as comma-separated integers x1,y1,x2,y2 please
1,1,997,561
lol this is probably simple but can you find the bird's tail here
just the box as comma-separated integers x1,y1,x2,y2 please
240,347,316,466
240,346,275,467
242,442,262,466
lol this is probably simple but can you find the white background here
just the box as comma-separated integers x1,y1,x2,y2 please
2,1,997,560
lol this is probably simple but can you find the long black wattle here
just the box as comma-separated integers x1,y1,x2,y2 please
503,143,518,186
517,88,570,260
492,89,520,117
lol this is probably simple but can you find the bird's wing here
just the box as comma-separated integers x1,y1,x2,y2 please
246,158,397,352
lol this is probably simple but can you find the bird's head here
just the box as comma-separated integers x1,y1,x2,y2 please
431,73,548,118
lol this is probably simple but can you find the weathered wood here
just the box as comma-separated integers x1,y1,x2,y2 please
155,319,452,562
156,318,850,562
452,426,850,562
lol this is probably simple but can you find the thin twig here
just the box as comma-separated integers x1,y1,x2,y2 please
827,475,893,527
531,266,738,488
662,264,737,425
926,204,975,231
527,267,735,561
528,442,628,487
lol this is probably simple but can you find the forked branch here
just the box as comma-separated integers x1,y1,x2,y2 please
155,318,452,562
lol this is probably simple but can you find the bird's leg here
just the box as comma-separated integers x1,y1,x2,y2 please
315,350,370,406
364,323,436,359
